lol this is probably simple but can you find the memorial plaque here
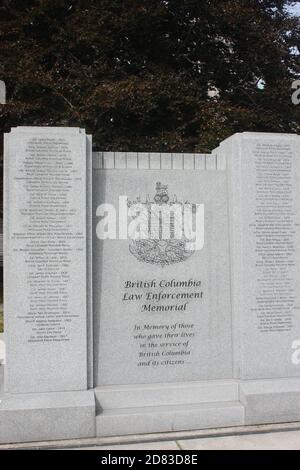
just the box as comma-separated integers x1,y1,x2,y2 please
4,127,92,393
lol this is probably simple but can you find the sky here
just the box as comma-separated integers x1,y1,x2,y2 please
291,3,300,15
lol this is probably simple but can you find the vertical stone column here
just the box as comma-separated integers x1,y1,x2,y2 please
224,132,300,424
4,127,92,393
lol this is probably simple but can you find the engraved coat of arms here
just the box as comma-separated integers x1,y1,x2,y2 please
127,182,195,267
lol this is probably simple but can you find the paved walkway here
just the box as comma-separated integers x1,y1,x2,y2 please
0,423,300,450
70,430,300,450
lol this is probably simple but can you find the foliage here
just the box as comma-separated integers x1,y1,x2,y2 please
0,0,300,153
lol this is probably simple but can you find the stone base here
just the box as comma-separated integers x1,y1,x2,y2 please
96,401,244,437
0,366,96,444
94,380,244,437
240,378,300,425
95,378,300,437
1,364,300,443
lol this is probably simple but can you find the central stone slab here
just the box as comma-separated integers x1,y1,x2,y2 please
93,167,232,386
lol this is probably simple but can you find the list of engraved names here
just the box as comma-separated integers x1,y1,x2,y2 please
251,142,296,333
10,137,85,344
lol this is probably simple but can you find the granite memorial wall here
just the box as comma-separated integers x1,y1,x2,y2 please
1,127,300,443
